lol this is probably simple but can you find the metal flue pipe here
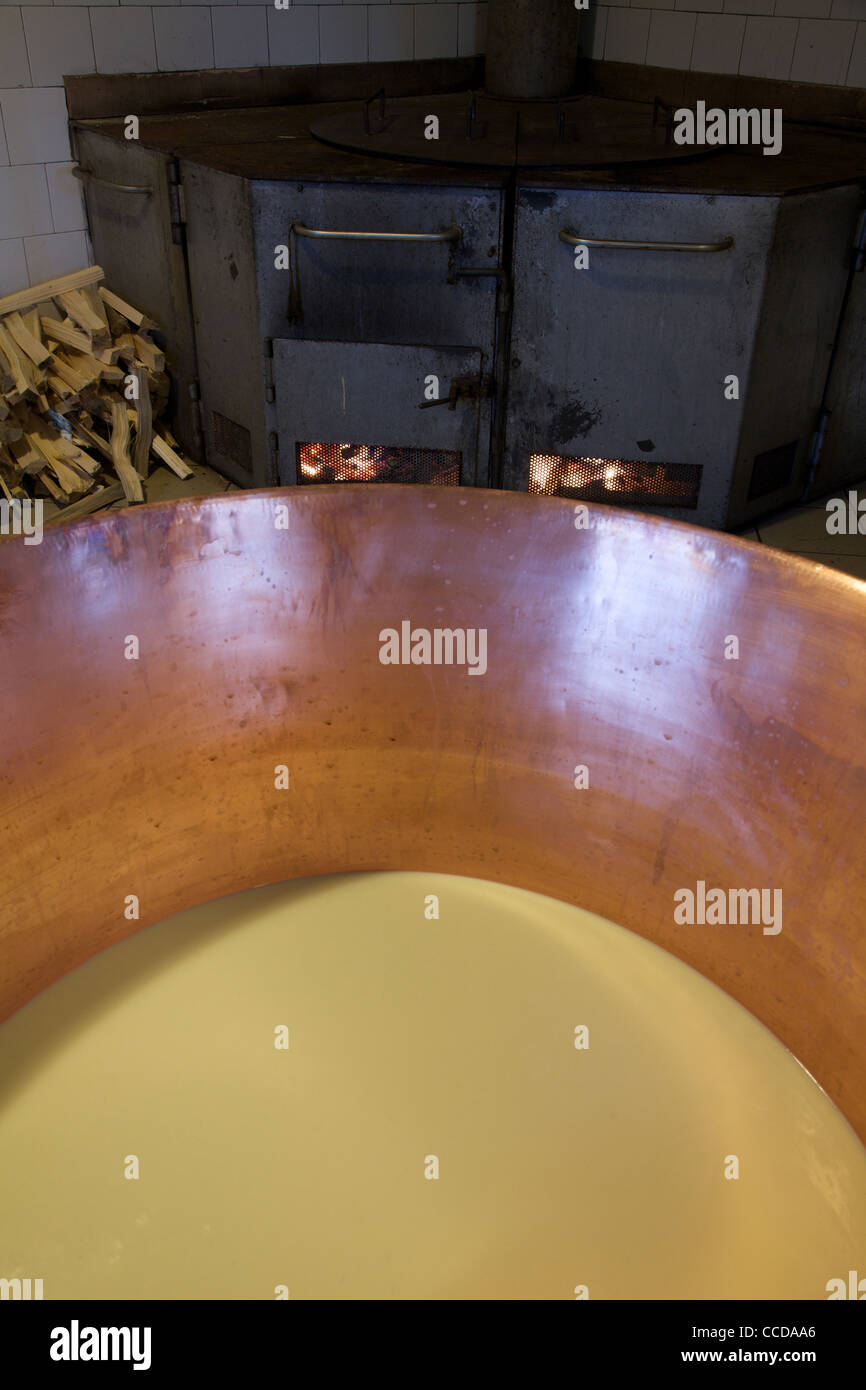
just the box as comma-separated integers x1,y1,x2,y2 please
484,0,580,101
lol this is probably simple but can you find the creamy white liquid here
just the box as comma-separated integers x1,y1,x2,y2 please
1,872,864,1300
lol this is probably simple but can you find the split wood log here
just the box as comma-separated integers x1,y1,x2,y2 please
109,399,144,503
99,287,157,332
6,312,50,367
56,290,108,337
40,316,92,354
150,434,194,480
132,334,164,373
0,265,104,318
133,367,152,480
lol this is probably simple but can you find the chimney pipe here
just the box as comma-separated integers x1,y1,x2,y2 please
484,0,580,102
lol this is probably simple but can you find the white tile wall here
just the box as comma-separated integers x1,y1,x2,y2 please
414,4,459,61
0,238,29,297
0,163,53,239
0,2,862,295
1,86,71,162
457,2,485,59
319,6,367,63
91,10,158,75
22,9,95,87
153,8,213,69
646,10,696,68
790,17,857,83
723,0,773,14
691,11,746,72
370,5,413,63
605,8,651,64
578,6,608,59
0,9,31,88
266,8,319,65
45,159,88,230
775,0,832,18
848,21,866,86
212,6,268,67
740,14,799,77
24,227,89,279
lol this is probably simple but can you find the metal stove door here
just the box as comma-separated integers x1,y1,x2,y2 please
72,126,201,463
505,187,779,527
273,341,489,487
254,183,503,352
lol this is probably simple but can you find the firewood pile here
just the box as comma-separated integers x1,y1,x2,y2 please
0,264,194,523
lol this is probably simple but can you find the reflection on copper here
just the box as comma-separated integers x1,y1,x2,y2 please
298,442,461,486
529,453,701,508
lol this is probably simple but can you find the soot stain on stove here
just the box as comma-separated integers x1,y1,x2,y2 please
553,397,602,440
519,191,558,211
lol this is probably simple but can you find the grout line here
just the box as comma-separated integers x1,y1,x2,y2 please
686,10,697,78
86,6,97,85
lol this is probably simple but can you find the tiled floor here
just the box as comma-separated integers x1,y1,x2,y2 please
49,467,866,586
736,481,866,584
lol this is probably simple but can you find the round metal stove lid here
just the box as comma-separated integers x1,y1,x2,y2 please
309,92,714,170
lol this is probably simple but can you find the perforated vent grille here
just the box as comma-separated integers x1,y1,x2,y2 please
212,411,252,472
528,453,701,508
297,442,461,486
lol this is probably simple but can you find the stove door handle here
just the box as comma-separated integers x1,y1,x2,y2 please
292,222,462,243
71,165,154,195
559,229,734,253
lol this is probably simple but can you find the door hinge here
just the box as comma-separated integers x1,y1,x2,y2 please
263,338,276,403
267,431,280,486
853,207,866,273
808,406,830,469
168,160,186,244
187,380,204,461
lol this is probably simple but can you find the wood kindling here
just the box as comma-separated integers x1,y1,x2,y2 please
40,316,93,354
0,270,195,518
57,289,108,337
0,265,105,318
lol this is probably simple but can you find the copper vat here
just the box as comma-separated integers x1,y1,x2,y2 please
1,486,864,1141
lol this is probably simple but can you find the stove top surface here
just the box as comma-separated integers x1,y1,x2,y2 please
74,94,866,195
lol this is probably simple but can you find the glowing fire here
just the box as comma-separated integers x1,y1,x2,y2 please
297,442,461,487
299,442,382,483
529,454,635,495
528,453,697,503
